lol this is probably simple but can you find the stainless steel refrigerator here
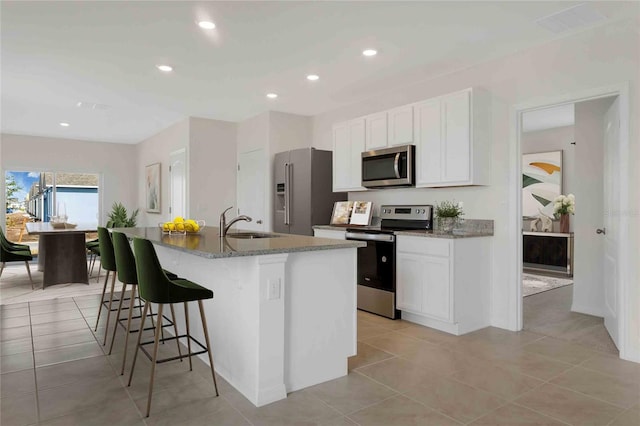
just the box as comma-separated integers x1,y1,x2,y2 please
274,148,346,235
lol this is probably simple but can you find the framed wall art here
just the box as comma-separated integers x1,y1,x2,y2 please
522,150,562,218
145,162,161,213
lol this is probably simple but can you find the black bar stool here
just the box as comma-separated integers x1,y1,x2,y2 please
128,237,218,417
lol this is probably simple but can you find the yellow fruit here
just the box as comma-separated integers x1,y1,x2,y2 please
193,223,200,232
168,223,176,231
185,223,194,232
162,223,170,231
173,216,184,223
176,223,185,232
186,219,197,226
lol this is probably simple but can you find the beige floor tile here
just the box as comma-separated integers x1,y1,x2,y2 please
31,318,88,336
306,371,397,415
35,355,115,390
357,357,442,393
28,301,78,315
550,366,640,409
515,383,623,426
404,375,506,424
357,312,412,331
396,323,461,346
34,340,104,367
30,309,83,325
0,307,30,319
609,404,640,426
0,369,36,398
347,395,460,426
145,393,249,426
348,341,394,371
399,341,479,376
362,332,424,356
0,391,38,426
0,325,31,342
38,395,142,426
456,327,544,348
357,323,392,341
0,302,29,310
470,403,566,425
580,352,640,383
481,347,574,381
37,375,130,421
523,336,597,364
0,315,30,329
0,337,32,356
451,358,543,401
32,328,97,351
0,351,34,374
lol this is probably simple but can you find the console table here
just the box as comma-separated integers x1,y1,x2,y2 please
523,231,574,277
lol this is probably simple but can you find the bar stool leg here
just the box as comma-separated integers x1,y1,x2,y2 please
184,302,192,371
120,285,137,375
145,303,164,417
128,300,149,387
102,272,117,346
169,304,183,361
95,259,102,283
108,282,128,355
94,271,110,331
198,300,219,396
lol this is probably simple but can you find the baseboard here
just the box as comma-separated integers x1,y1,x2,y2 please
571,303,604,318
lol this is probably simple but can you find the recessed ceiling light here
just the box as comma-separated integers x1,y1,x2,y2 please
266,93,278,99
157,65,173,72
59,122,70,127
306,74,319,81
198,21,216,30
362,49,377,57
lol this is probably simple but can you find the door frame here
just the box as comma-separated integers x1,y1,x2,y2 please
169,148,188,220
508,82,635,361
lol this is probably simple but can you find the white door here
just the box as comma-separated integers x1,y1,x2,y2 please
169,149,187,219
237,149,265,232
603,97,620,348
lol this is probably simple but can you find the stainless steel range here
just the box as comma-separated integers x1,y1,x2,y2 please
345,204,433,319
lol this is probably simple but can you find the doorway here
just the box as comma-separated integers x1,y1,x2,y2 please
169,149,187,220
237,149,266,232
512,84,633,361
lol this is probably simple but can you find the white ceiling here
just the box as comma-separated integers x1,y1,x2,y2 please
522,104,575,133
1,1,635,144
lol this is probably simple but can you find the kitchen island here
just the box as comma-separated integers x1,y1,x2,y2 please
118,227,364,407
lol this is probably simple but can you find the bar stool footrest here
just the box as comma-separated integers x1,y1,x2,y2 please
117,313,175,334
139,334,208,364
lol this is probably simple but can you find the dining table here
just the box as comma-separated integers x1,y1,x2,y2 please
25,222,98,288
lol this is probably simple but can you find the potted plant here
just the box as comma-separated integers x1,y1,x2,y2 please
106,202,139,228
435,200,464,232
553,194,575,233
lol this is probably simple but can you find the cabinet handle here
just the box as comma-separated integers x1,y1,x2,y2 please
393,153,401,178
596,228,606,235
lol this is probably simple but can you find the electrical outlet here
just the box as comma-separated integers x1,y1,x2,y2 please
267,279,281,300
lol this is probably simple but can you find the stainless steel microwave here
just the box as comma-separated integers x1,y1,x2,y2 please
361,145,415,188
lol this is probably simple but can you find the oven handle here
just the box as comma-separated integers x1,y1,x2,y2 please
393,153,401,179
346,232,395,242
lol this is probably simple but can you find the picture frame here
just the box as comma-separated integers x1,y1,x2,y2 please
330,201,354,225
145,162,161,213
350,201,373,225
522,150,562,218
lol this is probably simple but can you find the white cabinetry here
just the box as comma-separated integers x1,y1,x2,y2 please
396,235,491,335
313,229,346,240
332,119,366,192
365,112,388,151
387,105,414,146
414,88,490,187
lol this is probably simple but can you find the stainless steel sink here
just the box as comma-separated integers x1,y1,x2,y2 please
226,232,281,239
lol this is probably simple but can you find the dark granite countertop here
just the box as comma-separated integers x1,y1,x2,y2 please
116,227,365,259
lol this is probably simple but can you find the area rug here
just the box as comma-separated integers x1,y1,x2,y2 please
523,273,573,297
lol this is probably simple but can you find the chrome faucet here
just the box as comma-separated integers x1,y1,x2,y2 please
219,206,252,237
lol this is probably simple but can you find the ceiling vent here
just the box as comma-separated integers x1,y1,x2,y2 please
536,3,607,34
76,101,111,110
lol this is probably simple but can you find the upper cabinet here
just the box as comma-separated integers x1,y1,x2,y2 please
333,119,366,192
332,87,490,191
414,88,490,187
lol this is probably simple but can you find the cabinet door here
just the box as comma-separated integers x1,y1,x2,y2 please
396,252,424,313
332,123,350,191
365,112,388,151
348,119,366,190
421,255,451,322
414,98,442,185
388,105,414,146
442,91,471,183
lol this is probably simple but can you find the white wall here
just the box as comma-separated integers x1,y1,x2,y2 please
189,117,237,225
571,97,614,317
136,118,189,225
310,16,639,357
0,133,137,228
521,125,575,232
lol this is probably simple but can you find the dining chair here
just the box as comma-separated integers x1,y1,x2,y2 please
0,227,35,289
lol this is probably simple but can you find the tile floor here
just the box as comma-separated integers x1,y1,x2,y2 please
0,292,639,425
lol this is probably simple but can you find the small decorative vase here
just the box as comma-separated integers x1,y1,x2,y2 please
438,217,457,233
559,214,570,233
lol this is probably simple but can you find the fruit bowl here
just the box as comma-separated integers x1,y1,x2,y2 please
159,219,205,235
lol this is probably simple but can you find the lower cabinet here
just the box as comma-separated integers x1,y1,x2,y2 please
396,235,491,335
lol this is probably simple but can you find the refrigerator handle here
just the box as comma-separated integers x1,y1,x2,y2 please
284,163,290,225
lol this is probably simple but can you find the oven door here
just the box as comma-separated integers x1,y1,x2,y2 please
346,231,398,319
362,145,414,188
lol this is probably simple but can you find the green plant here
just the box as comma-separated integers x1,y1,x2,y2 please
435,200,464,218
106,202,139,228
